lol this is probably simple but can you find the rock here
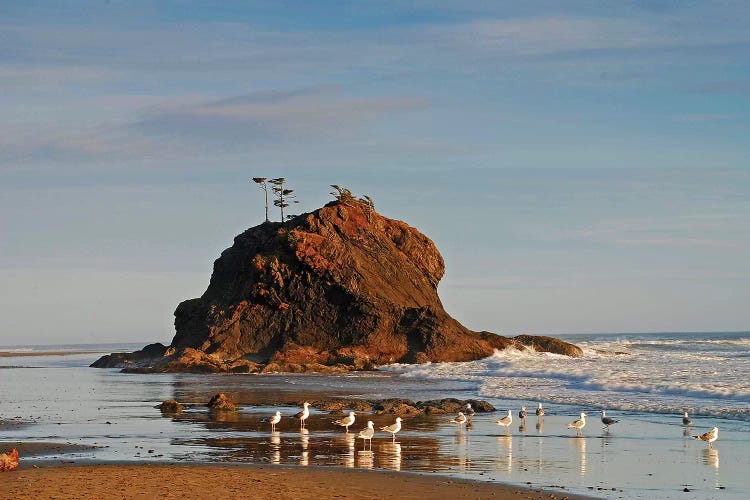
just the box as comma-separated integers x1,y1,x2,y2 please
207,393,237,411
91,342,168,368
156,400,184,414
416,398,496,415
513,335,583,358
92,200,582,373
306,399,374,413
373,399,422,417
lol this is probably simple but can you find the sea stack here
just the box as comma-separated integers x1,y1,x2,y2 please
93,198,581,373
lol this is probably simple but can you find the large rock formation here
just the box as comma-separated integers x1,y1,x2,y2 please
92,199,581,373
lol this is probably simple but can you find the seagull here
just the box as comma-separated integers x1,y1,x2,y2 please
268,410,281,432
682,411,692,426
496,409,513,431
694,427,719,448
535,403,545,417
333,411,356,433
358,421,375,450
567,412,588,436
464,403,475,418
601,410,619,429
450,412,467,427
380,417,402,442
519,406,527,421
295,402,311,428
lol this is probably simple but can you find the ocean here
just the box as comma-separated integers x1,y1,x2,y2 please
1,332,748,499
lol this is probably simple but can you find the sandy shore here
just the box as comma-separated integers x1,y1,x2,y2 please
0,464,589,499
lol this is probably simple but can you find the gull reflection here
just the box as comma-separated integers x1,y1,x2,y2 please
700,447,719,469
497,434,512,473
357,449,374,469
300,427,309,466
536,419,544,433
270,431,281,464
341,432,355,468
519,422,527,433
574,437,587,477
380,441,402,471
455,431,470,470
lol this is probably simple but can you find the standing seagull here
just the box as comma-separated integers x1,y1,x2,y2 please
535,403,545,418
450,412,467,428
682,411,692,426
464,403,476,418
601,410,619,429
268,411,281,432
518,406,528,422
694,427,719,448
295,402,311,428
496,409,513,432
567,412,588,436
333,411,356,433
358,421,375,451
380,417,402,442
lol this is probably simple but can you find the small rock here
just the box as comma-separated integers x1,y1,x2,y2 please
207,393,238,411
156,399,185,414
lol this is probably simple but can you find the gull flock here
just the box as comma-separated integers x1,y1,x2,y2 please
262,402,718,452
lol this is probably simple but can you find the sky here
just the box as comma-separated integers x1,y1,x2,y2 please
1,1,749,345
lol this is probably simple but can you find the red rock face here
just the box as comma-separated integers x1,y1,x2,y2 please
92,200,580,373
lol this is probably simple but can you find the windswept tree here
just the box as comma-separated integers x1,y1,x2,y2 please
331,185,376,222
330,185,355,204
269,177,299,223
251,177,269,222
359,194,375,222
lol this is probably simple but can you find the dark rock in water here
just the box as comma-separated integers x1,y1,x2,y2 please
303,399,374,413
513,335,583,358
416,398,496,415
302,397,495,416
92,200,582,373
207,393,237,411
373,398,422,417
156,399,184,414
91,343,167,368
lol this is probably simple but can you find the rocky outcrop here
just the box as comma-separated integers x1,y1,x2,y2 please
92,199,581,373
513,335,584,358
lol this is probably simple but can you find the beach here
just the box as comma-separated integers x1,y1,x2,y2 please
0,464,591,499
1,337,748,499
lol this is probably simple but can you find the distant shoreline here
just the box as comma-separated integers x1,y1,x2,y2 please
0,350,101,358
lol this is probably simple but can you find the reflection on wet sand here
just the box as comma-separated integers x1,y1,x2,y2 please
700,447,719,469
300,428,309,466
497,435,512,473
357,449,374,469
270,431,280,464
380,441,402,471
535,420,543,433
339,433,355,468
573,437,587,477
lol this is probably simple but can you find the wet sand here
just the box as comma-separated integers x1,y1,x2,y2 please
0,464,591,499
0,441,94,458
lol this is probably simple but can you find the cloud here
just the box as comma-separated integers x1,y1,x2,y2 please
133,86,429,145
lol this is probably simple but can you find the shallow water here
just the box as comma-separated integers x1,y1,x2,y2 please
1,337,748,499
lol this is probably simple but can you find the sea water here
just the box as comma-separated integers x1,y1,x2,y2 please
1,333,748,499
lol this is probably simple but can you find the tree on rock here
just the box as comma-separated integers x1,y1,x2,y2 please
269,177,299,222
251,177,269,222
